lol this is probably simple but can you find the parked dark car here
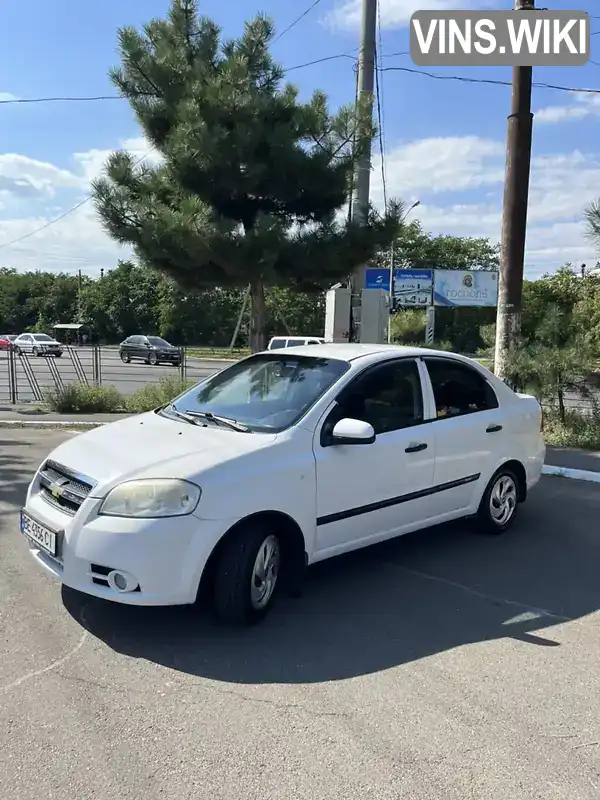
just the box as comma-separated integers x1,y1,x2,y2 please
119,335,182,366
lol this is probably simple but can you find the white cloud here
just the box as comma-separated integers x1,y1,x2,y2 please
1,133,598,277
73,136,162,183
325,0,497,31
0,154,83,199
535,92,600,125
0,136,158,273
370,135,600,275
0,92,18,102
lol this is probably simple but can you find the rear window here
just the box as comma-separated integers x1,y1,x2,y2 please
286,338,306,347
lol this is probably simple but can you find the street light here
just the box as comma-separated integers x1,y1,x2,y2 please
388,200,421,343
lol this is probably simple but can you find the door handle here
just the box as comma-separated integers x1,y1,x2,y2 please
486,424,503,433
405,442,427,453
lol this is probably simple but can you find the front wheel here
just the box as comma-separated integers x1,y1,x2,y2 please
148,351,158,366
213,524,282,624
32,347,39,356
475,468,519,535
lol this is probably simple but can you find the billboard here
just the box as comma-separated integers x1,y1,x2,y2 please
364,268,433,307
433,269,498,307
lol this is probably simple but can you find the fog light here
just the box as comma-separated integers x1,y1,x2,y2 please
107,570,139,593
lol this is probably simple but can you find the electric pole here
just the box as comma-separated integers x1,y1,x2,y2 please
349,0,377,342
494,0,535,379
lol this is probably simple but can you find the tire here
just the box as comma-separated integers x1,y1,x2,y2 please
148,352,158,366
55,352,62,358
120,351,130,364
32,347,39,357
475,467,520,535
213,522,283,625
13,346,20,356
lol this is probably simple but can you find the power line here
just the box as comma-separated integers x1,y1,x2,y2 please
379,64,600,95
0,150,155,250
272,0,323,44
0,52,356,106
374,30,387,209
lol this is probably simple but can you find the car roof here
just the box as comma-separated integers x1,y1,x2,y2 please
258,342,479,365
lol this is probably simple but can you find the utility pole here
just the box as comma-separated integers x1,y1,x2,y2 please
494,0,535,379
349,0,377,342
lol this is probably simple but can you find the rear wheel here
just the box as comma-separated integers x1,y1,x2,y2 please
475,468,519,535
32,346,39,357
148,352,158,366
120,351,130,364
213,522,282,624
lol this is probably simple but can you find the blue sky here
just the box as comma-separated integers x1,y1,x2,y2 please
1,0,599,278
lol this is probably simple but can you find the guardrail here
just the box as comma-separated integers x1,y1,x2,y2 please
0,346,230,404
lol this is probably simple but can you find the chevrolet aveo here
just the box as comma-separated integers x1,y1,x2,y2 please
21,344,545,625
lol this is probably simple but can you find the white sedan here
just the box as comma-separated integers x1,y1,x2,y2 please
21,344,545,625
13,333,63,357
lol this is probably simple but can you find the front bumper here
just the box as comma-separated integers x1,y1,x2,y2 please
23,483,232,607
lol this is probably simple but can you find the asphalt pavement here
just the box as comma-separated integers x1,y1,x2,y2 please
0,348,232,402
2,429,600,799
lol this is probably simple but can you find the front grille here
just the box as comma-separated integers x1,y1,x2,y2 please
39,460,94,515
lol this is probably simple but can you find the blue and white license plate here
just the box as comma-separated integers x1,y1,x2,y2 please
20,510,57,556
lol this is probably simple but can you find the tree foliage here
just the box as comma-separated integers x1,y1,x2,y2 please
92,0,401,350
505,266,600,420
0,261,326,346
371,220,500,271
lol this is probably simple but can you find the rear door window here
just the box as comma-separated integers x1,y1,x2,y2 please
424,358,499,419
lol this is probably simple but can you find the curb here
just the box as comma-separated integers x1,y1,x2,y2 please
541,464,600,484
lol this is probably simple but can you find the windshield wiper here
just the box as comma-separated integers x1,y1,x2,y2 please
182,410,252,433
163,405,208,427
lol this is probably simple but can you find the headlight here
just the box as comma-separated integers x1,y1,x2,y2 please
99,479,201,518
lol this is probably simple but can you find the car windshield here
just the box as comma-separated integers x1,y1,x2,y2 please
148,337,172,347
33,334,53,342
168,353,349,433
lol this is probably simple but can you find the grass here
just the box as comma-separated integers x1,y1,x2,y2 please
124,376,196,414
542,409,600,451
45,383,123,414
45,376,196,415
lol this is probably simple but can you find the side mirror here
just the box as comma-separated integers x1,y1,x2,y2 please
330,418,375,446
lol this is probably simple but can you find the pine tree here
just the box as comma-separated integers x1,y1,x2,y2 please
92,0,401,350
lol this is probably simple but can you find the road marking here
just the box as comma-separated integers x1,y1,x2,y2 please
0,629,88,693
398,565,572,622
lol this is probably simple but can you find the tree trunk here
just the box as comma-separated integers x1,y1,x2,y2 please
250,278,266,352
557,386,565,423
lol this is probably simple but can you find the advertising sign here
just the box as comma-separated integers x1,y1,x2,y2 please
393,269,433,308
364,268,433,308
433,269,498,307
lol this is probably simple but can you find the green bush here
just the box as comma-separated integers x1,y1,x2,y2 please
543,409,600,451
45,383,124,413
125,376,196,414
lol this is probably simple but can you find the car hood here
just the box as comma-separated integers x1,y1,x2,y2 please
44,411,277,493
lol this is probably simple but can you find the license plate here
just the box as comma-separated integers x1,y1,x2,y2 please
20,510,58,556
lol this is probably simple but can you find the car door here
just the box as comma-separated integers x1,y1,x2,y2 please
313,358,436,558
18,335,32,353
421,356,504,515
127,335,142,360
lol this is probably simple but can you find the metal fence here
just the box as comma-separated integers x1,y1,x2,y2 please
0,346,232,405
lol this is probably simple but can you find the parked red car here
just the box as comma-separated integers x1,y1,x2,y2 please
0,334,17,351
